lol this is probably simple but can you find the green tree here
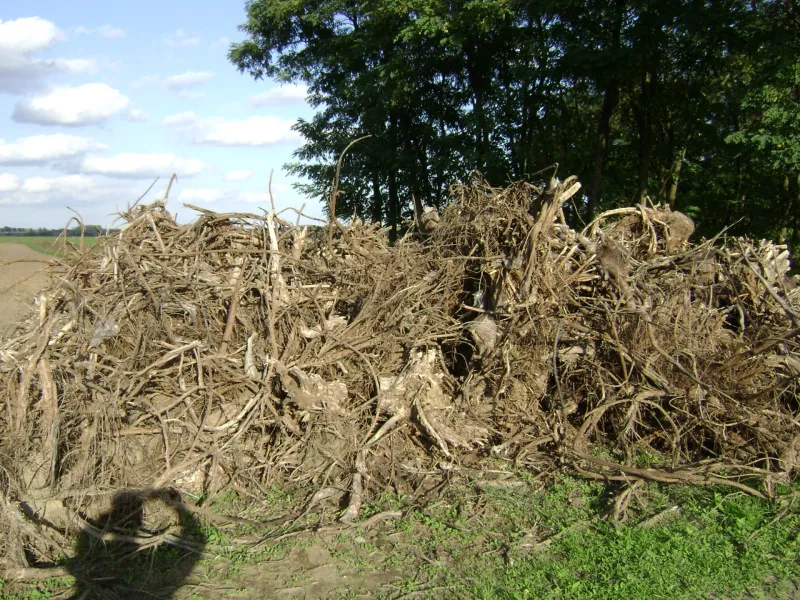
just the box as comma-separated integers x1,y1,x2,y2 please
231,0,800,253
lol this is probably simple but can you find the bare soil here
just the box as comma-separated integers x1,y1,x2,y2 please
0,243,50,339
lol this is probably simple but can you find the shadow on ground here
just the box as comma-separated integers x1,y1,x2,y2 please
68,488,205,599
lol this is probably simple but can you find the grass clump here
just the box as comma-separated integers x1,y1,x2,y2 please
443,478,800,600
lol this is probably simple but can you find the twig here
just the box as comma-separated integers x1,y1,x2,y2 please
639,505,681,528
327,135,372,250
219,256,248,355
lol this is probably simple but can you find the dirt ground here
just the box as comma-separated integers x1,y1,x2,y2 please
0,243,50,339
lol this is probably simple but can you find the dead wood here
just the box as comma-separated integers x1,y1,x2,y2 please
1,175,798,563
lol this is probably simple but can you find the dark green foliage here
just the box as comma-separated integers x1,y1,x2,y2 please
230,0,800,253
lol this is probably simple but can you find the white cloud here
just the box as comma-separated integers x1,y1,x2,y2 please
249,84,308,107
164,71,214,90
161,111,299,147
97,24,126,39
0,174,97,205
0,17,97,95
12,84,130,126
0,193,47,206
106,59,124,71
126,109,150,122
178,188,227,203
219,101,243,112
75,24,126,39
224,170,254,182
0,134,106,165
80,153,207,178
198,116,300,146
138,72,215,95
161,111,199,128
177,90,206,101
0,173,20,192
131,74,159,88
0,17,64,54
54,58,98,74
0,172,188,211
239,191,272,204
21,174,94,194
154,185,294,207
237,184,293,205
211,36,231,49
164,29,200,47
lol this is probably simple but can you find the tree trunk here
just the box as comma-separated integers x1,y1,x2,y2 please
371,174,383,225
636,133,652,205
726,156,742,227
657,122,674,203
388,171,399,243
465,42,492,179
776,173,791,243
412,194,424,230
399,115,428,227
413,138,435,205
793,172,800,252
733,156,751,231
588,85,619,220
667,146,686,208
387,112,400,243
587,0,624,219
635,73,654,205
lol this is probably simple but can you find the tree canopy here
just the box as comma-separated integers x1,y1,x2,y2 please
230,0,800,250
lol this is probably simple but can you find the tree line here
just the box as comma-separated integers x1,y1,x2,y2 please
0,226,111,237
230,0,800,251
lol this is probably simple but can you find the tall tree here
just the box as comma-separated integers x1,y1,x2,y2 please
231,0,800,254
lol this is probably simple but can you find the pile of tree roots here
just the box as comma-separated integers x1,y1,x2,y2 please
1,175,798,564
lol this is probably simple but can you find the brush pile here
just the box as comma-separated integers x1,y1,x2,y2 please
1,175,799,564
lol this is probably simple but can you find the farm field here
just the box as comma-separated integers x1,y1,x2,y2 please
0,237,98,338
0,236,99,257
0,243,51,339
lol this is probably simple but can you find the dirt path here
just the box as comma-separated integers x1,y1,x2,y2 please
0,243,51,339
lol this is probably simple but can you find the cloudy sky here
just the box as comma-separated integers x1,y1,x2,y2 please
0,1,319,228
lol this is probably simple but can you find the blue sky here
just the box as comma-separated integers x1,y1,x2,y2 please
0,1,321,228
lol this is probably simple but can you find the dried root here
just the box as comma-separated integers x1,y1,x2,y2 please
1,176,798,563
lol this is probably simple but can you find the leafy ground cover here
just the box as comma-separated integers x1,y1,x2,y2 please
2,476,797,599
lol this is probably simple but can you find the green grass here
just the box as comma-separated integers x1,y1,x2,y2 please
0,578,72,600
0,236,99,256
2,477,798,600
386,477,800,600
